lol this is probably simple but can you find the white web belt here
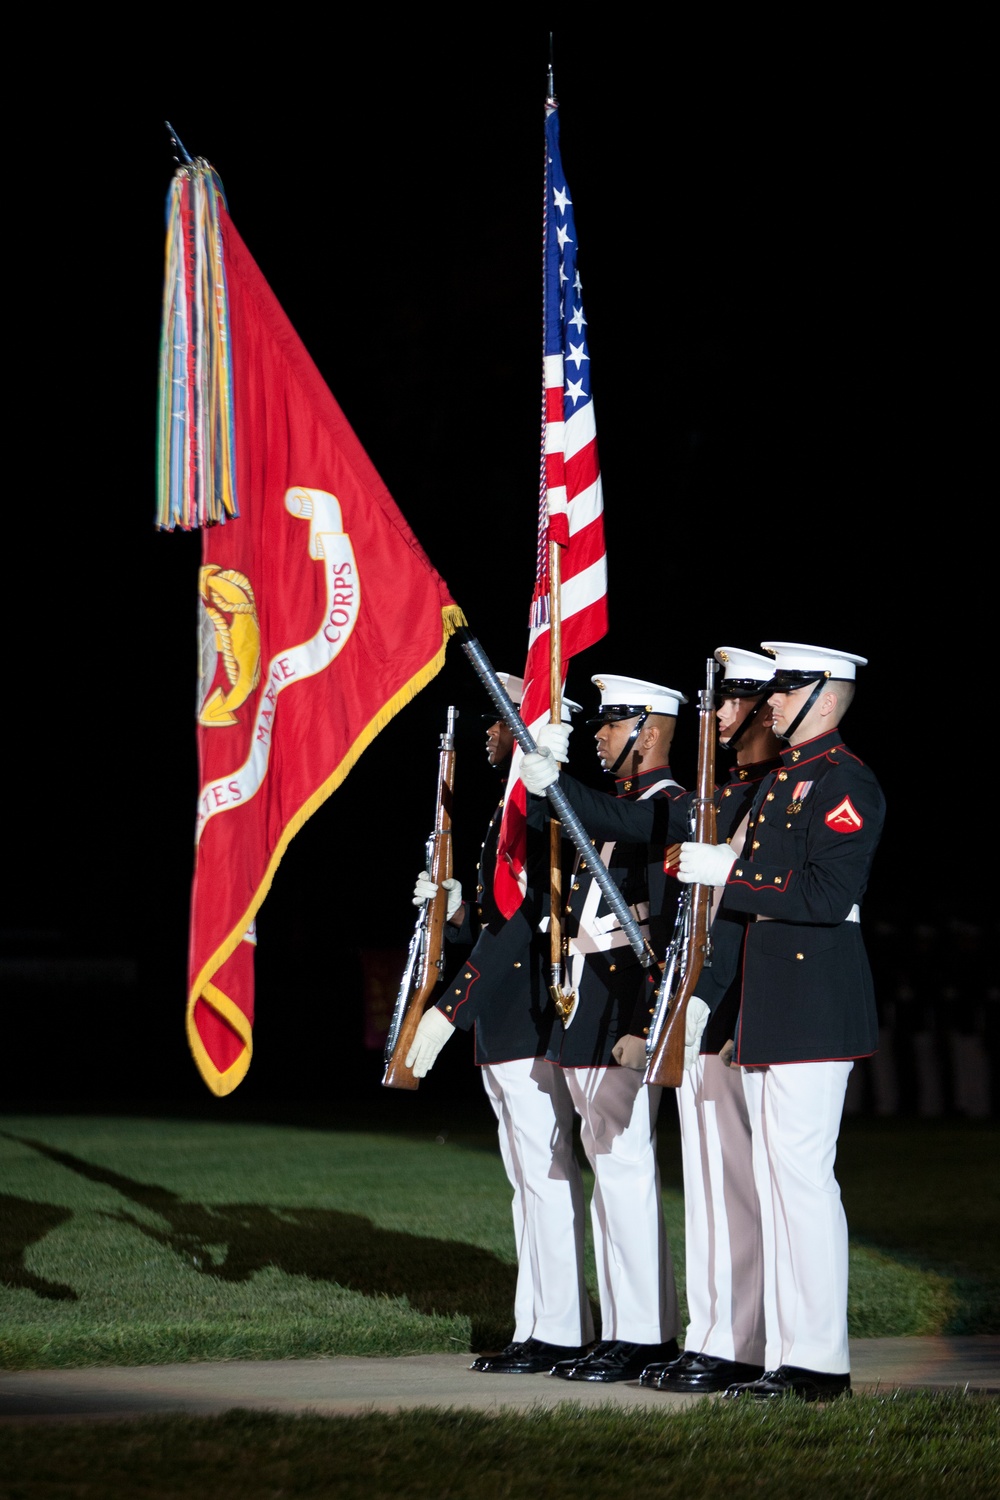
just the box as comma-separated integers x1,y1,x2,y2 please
561,778,675,1016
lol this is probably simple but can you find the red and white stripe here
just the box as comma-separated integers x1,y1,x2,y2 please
493,354,607,919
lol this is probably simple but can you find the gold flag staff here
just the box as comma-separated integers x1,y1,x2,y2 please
547,539,573,1019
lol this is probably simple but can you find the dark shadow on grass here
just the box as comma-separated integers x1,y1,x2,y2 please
847,1231,1000,1336
0,1196,78,1301
5,1135,516,1347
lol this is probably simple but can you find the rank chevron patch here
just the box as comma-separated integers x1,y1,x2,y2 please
825,796,863,832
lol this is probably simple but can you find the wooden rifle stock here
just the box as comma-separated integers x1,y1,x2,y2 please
382,707,457,1089
644,659,718,1089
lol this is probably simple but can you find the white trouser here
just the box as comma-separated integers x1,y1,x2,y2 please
563,1065,680,1345
740,1060,853,1374
677,1053,776,1367
481,1057,594,1347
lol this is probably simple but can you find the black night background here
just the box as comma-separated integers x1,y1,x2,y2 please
6,20,991,1122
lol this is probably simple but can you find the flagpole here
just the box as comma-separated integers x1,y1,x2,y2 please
548,539,566,1001
545,42,569,1005
164,121,193,164
457,629,654,967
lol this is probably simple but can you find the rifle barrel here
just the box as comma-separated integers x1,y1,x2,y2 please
644,657,718,1088
382,706,458,1090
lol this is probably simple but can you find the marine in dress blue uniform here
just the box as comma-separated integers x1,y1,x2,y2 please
406,676,594,1375
677,642,885,1402
527,674,688,1384
643,647,784,1394
525,652,785,1393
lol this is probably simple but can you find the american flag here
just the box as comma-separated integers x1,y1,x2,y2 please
494,92,609,919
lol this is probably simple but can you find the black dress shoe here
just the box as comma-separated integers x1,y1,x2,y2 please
639,1349,699,1386
648,1352,766,1393
722,1365,852,1402
470,1338,591,1374
550,1338,680,1383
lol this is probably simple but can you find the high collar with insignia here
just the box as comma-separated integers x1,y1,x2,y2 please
614,763,673,799
724,755,783,788
779,728,846,770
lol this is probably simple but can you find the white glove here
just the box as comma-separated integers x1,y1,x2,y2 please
441,878,463,920
412,872,463,920
611,1035,648,1071
535,721,572,763
684,997,711,1070
520,749,560,794
677,841,738,886
404,1006,455,1078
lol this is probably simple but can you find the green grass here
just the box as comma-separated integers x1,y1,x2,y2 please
0,1114,997,1371
1,1396,998,1499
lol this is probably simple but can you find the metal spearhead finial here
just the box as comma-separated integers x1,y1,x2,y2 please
165,121,193,165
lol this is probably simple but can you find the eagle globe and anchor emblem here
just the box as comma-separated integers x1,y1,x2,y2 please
195,486,360,753
197,566,262,725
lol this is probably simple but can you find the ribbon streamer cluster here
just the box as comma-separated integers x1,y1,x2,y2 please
156,161,238,530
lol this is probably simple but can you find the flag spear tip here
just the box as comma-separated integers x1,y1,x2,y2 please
165,120,193,165
547,31,557,104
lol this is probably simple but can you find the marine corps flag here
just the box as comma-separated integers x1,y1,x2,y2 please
157,157,463,1096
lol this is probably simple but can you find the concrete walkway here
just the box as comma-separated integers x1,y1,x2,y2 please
1,1338,997,1422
